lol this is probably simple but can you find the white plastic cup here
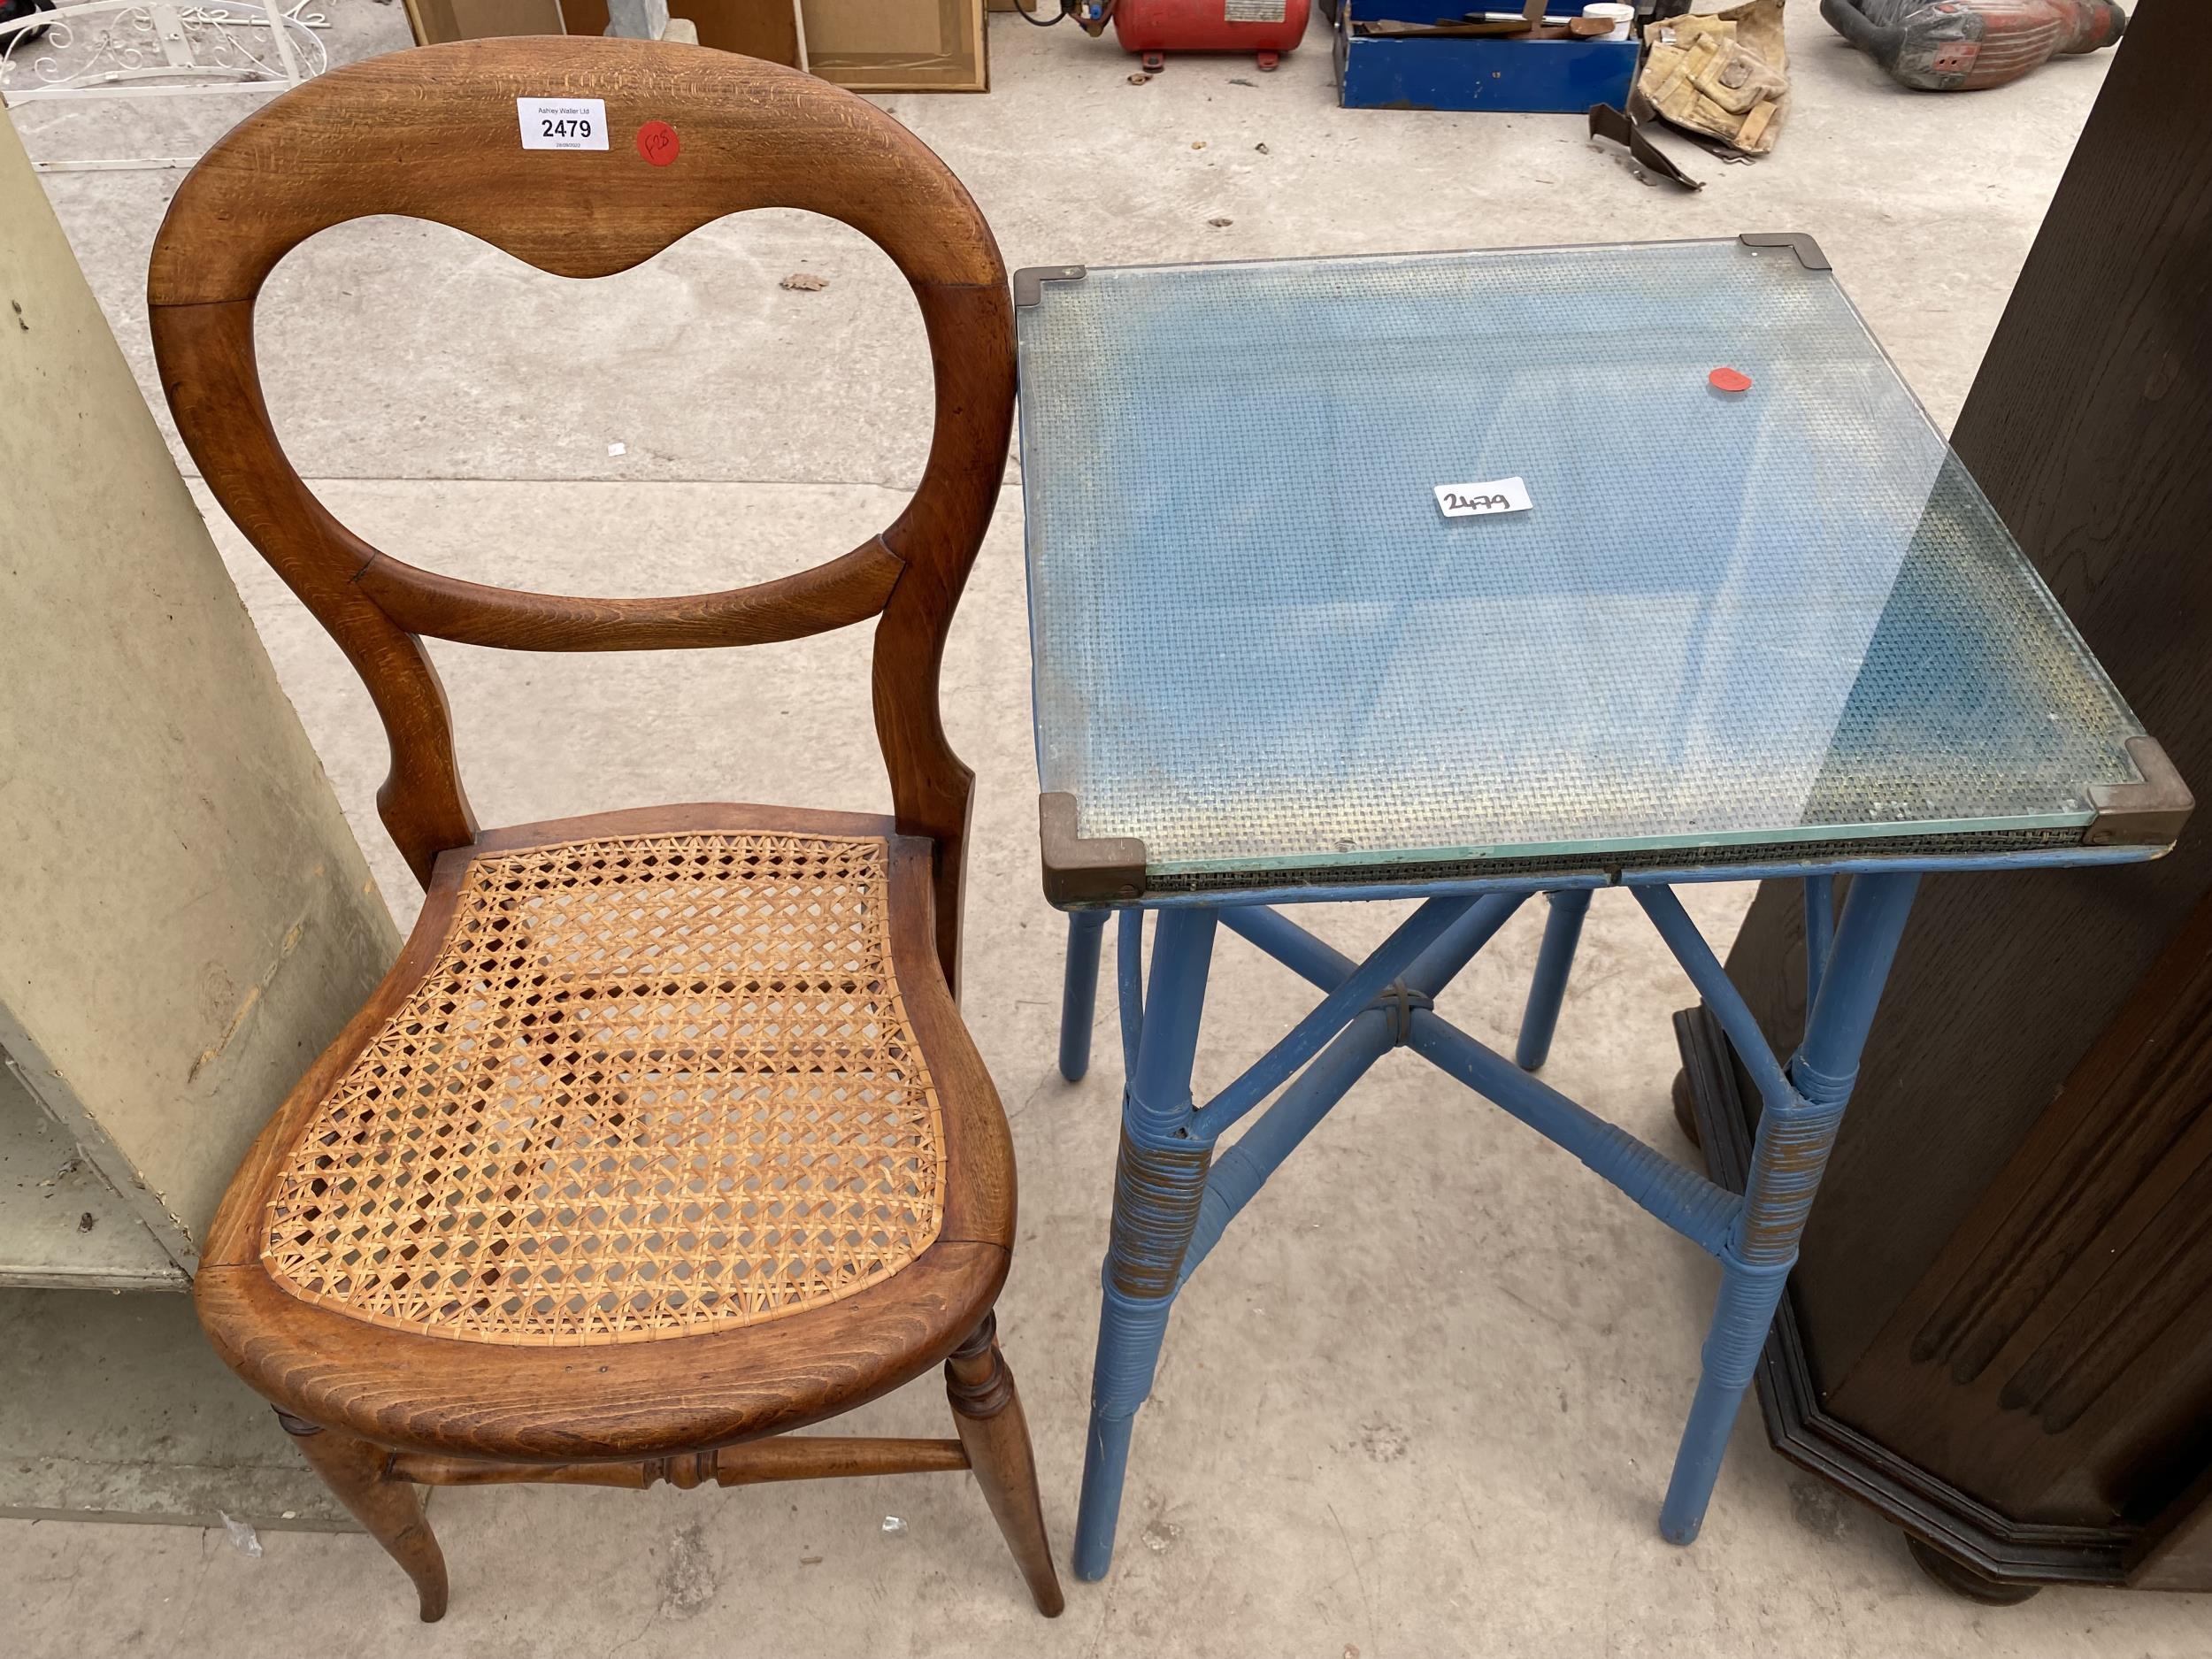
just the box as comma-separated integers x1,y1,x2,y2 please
1583,3,1634,40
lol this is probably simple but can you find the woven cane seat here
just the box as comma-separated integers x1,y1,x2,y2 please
258,828,946,1347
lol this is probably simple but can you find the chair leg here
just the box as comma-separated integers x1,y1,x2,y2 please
1515,887,1591,1071
277,1409,449,1622
946,1313,1065,1617
1059,910,1110,1082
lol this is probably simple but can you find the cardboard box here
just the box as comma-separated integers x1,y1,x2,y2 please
403,0,565,43
403,0,976,92
800,0,987,91
563,0,805,63
405,0,803,66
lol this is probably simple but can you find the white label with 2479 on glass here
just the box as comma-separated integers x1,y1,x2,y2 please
1433,477,1534,518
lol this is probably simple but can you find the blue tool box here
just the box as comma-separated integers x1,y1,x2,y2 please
1335,1,1642,113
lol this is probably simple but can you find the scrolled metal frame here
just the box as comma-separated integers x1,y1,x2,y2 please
0,1,325,104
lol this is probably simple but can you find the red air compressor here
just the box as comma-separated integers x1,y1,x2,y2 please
1070,0,1314,73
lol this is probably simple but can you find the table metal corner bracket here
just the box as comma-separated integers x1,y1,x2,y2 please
2085,734,2193,848
1040,792,1148,906
1738,232,1830,271
1013,265,1087,308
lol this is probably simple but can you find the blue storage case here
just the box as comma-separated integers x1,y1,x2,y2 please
1336,1,1642,114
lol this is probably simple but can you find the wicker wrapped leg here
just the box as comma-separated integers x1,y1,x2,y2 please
1658,872,1919,1544
1074,909,1218,1580
277,1410,449,1622
946,1314,1064,1616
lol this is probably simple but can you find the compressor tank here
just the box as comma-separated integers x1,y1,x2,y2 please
1112,0,1314,71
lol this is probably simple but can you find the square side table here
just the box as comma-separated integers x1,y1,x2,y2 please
1014,236,2188,1578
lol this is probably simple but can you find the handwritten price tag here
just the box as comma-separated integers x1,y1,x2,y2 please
518,97,609,151
1433,476,1532,518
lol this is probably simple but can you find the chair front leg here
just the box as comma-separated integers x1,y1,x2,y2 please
946,1312,1065,1617
1073,907,1218,1581
277,1409,449,1621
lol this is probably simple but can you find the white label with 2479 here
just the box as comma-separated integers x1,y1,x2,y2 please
518,96,609,151
1433,476,1533,518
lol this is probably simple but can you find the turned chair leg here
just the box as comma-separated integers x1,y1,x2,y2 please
277,1409,449,1622
945,1313,1065,1617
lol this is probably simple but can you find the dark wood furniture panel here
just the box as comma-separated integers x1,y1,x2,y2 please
1676,0,2212,1596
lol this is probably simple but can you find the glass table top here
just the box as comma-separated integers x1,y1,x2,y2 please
1014,238,2163,899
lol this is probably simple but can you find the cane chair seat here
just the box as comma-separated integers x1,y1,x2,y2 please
259,826,945,1348
193,803,1014,1461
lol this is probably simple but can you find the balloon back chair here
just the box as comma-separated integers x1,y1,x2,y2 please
146,35,1059,1621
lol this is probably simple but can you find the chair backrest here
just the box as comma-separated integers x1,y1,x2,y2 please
147,36,1014,992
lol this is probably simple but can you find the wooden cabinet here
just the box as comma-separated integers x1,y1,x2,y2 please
1676,0,2212,1597
0,93,395,1529
0,112,396,1290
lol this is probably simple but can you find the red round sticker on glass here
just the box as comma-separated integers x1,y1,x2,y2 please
1708,365,1753,394
636,120,680,166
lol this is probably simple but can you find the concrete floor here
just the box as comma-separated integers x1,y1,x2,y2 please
12,7,2208,1655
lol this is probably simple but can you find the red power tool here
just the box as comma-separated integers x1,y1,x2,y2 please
1820,0,2126,89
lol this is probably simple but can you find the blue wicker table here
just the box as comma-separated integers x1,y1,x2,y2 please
1011,236,2189,1578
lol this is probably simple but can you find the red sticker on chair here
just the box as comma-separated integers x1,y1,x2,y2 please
1708,366,1753,394
636,120,680,166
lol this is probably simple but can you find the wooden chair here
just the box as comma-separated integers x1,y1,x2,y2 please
146,36,1060,1621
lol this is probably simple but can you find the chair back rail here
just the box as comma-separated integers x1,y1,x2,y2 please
148,37,1015,989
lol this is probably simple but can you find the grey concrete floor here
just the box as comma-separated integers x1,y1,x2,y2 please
12,7,2208,1656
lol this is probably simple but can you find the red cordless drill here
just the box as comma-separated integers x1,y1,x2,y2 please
1820,0,2126,89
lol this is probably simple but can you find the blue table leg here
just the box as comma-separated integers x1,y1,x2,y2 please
1802,873,1835,1013
1117,908,1145,1079
1058,910,1110,1082
1657,872,1919,1544
1516,887,1592,1071
1073,907,1219,1581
